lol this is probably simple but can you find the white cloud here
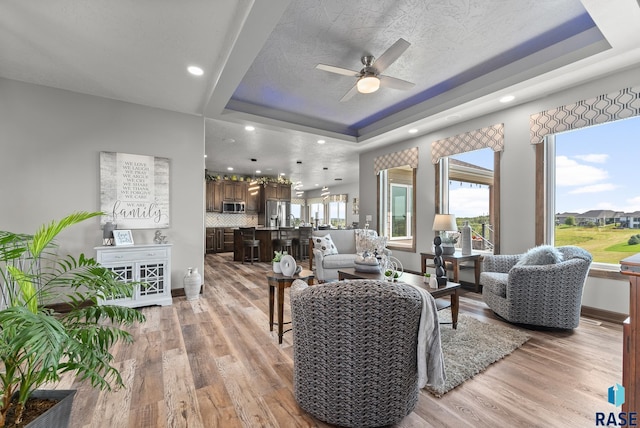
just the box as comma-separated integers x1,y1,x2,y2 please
574,154,609,163
568,183,618,194
449,187,489,218
623,196,640,212
555,156,609,186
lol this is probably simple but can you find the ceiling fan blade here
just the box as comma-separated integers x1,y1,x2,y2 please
379,74,415,90
339,84,359,103
316,63,360,77
371,38,411,73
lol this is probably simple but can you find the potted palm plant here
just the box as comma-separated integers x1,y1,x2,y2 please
0,211,145,427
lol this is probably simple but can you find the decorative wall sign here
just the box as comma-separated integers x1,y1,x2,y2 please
100,152,170,229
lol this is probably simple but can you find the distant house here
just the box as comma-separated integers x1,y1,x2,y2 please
575,210,617,226
619,211,640,229
556,212,580,225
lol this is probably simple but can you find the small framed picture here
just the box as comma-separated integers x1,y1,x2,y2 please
113,229,134,246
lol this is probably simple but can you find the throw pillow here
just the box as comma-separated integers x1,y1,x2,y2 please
355,229,378,253
312,234,339,256
516,245,564,266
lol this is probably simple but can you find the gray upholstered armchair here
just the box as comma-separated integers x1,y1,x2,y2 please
480,246,592,329
290,279,422,427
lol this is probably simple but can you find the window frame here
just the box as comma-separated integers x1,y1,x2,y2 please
377,167,417,252
435,151,501,254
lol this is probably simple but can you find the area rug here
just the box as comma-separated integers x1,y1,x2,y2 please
425,314,530,397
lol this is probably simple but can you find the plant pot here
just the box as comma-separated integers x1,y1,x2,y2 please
441,244,456,255
183,267,202,301
273,261,282,273
15,389,76,428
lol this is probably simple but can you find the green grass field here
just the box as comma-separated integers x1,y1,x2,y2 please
555,225,640,264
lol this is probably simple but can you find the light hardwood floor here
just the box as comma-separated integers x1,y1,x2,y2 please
58,252,623,428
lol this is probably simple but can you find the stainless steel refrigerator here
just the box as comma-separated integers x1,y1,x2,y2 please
264,200,291,227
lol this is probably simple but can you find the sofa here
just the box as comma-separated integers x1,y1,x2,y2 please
290,278,423,427
309,229,386,281
480,245,592,329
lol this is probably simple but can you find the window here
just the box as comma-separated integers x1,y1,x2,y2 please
379,166,416,250
309,201,324,226
328,195,347,228
544,116,640,266
440,149,495,253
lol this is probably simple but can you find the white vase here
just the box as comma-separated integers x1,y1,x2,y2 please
461,221,472,255
183,267,202,301
273,261,282,273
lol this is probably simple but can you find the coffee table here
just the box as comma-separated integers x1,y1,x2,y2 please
266,269,315,344
337,268,460,328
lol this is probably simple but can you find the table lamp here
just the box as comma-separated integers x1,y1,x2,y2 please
432,214,457,286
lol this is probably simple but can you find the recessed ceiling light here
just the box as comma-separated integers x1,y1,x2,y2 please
408,128,418,134
256,170,261,174
204,154,207,158
245,125,255,131
227,167,233,171
280,172,286,176
317,139,326,144
187,66,204,76
499,95,515,103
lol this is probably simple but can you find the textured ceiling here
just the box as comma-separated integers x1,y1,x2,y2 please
227,0,602,137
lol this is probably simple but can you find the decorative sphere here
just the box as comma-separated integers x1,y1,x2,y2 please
434,246,443,256
434,236,442,245
436,266,445,277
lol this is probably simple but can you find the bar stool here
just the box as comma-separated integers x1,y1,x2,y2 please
239,227,260,264
273,227,294,257
295,226,313,261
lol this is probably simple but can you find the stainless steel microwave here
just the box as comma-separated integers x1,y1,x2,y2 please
222,201,245,213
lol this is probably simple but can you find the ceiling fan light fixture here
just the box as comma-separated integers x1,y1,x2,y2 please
357,75,380,94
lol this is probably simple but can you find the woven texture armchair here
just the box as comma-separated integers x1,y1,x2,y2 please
480,246,592,329
290,279,422,428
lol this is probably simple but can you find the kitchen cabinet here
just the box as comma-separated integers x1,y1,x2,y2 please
206,181,223,212
95,244,172,308
246,187,260,213
206,228,230,253
223,181,246,202
261,183,291,205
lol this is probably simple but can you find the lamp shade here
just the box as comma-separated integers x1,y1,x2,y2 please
357,75,380,94
432,214,457,232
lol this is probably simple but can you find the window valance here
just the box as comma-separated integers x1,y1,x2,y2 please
431,123,504,164
530,86,640,145
374,147,419,175
327,194,347,203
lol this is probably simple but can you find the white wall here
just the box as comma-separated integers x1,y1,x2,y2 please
0,78,205,292
359,65,640,315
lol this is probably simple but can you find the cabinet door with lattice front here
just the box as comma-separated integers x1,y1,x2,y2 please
105,263,136,302
137,262,167,299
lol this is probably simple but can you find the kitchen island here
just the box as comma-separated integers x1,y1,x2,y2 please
234,227,311,263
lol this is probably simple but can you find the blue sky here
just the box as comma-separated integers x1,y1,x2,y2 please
555,115,640,214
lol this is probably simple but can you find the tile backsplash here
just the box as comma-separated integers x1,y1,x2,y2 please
206,213,260,227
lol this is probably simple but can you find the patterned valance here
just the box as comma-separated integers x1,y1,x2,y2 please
530,86,640,145
431,123,504,164
374,147,419,175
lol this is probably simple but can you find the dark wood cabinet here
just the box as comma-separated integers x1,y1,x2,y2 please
206,227,225,253
206,181,223,212
260,183,291,211
223,228,234,252
621,253,640,414
246,187,260,213
223,181,246,202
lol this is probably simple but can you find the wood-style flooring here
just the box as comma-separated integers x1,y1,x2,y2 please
57,252,623,428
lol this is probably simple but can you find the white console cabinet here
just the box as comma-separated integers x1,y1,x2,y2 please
95,244,172,307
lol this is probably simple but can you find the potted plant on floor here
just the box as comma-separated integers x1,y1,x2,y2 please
0,211,146,427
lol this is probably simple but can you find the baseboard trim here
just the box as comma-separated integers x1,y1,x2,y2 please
581,305,627,324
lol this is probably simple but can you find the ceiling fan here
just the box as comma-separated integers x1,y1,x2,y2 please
315,38,415,102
